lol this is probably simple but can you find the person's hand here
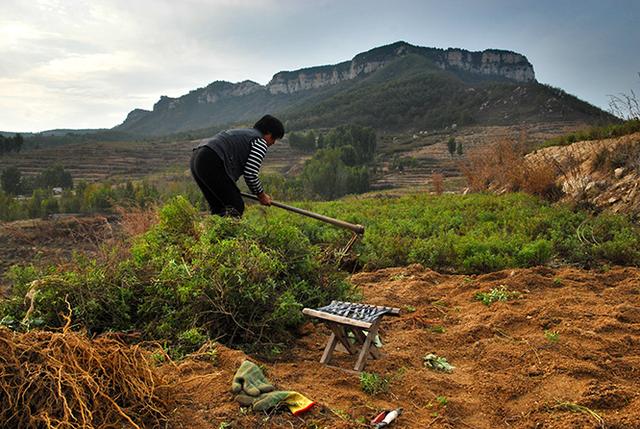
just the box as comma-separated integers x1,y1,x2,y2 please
258,192,272,206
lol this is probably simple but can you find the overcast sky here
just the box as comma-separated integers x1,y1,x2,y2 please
1,0,639,132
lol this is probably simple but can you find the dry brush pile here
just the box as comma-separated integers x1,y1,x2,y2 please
0,320,172,429
459,137,560,199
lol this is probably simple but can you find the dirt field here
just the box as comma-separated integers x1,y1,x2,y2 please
2,216,639,428
0,216,119,292
169,264,640,428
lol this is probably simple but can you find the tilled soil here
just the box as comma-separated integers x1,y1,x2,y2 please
169,264,640,428
2,217,638,428
0,216,119,293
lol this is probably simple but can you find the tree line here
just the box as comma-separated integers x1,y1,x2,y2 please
1,165,72,195
284,125,377,200
0,134,23,156
0,165,160,221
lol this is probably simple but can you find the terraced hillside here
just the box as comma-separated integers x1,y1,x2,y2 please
0,138,308,184
371,121,589,189
0,121,591,194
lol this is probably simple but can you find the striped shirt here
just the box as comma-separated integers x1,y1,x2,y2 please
243,138,268,195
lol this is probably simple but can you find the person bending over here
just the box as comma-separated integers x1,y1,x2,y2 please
190,114,284,217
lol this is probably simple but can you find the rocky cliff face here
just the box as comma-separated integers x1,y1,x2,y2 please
149,80,263,113
265,42,535,95
437,49,535,82
140,42,536,113
121,108,151,125
196,80,262,104
116,41,549,134
266,55,393,95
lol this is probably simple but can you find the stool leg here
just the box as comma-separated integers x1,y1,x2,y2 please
320,333,338,364
354,320,381,371
352,328,381,359
329,324,356,355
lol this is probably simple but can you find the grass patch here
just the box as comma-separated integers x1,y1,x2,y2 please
475,285,521,306
246,192,640,273
430,325,446,334
551,401,604,428
544,330,560,343
360,372,390,395
540,119,640,149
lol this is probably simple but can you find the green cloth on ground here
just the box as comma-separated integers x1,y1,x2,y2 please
231,360,315,415
231,360,274,396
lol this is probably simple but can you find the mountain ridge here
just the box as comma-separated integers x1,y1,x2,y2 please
115,41,613,135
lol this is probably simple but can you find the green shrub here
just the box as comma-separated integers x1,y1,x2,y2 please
1,261,133,334
246,192,640,273
2,197,353,348
516,239,553,266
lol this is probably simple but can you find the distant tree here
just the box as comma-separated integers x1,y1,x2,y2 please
42,197,59,217
323,125,376,164
288,130,316,152
0,134,23,156
456,141,464,156
339,145,358,166
1,166,22,195
28,189,46,218
301,148,369,200
35,165,73,189
306,130,316,150
447,137,456,157
14,134,23,153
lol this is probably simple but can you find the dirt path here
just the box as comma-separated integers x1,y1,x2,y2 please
169,264,640,428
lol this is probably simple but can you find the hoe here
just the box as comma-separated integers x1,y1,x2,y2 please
241,192,365,255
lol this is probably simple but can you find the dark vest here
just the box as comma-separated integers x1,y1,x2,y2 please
195,128,263,181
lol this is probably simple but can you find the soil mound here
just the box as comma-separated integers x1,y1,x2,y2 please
526,132,640,215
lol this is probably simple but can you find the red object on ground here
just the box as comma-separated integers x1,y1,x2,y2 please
371,410,388,424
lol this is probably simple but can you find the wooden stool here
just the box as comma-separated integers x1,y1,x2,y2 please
302,301,401,371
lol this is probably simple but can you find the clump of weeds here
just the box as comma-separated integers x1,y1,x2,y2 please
359,372,390,395
475,285,521,306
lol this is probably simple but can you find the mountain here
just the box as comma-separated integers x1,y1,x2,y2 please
115,41,615,135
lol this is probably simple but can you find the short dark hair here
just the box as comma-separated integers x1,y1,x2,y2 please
253,115,285,139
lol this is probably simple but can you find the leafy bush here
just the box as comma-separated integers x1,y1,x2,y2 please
1,196,353,348
516,239,553,266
